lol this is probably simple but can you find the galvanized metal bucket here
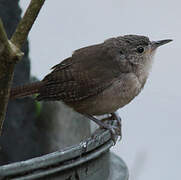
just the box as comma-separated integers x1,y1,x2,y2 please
0,125,129,180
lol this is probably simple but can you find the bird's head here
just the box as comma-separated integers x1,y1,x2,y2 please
103,34,172,84
116,34,172,68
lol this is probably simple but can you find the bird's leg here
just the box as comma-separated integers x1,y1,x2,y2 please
84,114,120,144
111,112,122,141
100,112,122,139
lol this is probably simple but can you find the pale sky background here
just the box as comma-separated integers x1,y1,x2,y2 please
20,1,180,180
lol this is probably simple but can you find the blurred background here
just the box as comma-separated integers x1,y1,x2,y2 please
20,1,180,180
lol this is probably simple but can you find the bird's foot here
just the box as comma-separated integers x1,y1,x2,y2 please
84,114,120,144
100,123,121,144
110,112,122,141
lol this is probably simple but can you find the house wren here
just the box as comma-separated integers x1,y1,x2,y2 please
10,35,172,142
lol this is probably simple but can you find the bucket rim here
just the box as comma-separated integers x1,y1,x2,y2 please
0,121,118,178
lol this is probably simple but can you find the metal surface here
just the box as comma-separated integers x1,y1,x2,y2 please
0,121,128,180
108,153,129,180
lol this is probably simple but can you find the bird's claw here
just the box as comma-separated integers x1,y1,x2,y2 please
84,113,122,145
111,112,122,141
105,124,121,145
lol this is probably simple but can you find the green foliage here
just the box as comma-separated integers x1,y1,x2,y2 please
35,100,42,117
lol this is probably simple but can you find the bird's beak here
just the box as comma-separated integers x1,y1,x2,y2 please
151,39,173,51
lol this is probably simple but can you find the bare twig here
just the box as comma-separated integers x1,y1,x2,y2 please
0,20,11,54
0,20,14,135
11,0,45,49
0,0,46,135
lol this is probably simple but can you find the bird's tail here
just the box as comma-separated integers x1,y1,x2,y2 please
10,81,44,100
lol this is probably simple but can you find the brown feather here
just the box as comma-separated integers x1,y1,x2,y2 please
36,43,122,102
10,82,44,100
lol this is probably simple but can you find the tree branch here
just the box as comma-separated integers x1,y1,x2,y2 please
11,0,46,49
0,20,11,55
0,20,14,135
0,0,46,135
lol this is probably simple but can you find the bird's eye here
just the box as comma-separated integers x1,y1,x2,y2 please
137,47,144,53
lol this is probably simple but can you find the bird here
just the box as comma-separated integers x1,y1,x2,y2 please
10,35,172,143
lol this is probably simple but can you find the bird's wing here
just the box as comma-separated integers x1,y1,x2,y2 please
37,43,122,102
